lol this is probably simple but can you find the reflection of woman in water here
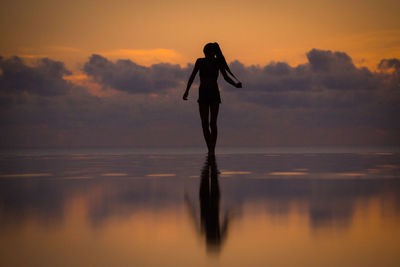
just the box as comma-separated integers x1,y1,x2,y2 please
185,156,232,254
183,42,242,156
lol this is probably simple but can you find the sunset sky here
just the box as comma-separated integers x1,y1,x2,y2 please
1,0,399,148
2,0,400,67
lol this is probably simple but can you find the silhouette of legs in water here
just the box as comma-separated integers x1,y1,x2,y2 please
200,155,221,252
199,103,220,155
184,155,232,254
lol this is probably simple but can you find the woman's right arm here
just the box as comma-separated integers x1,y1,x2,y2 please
183,59,200,100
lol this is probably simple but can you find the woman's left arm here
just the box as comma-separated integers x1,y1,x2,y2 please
220,67,242,88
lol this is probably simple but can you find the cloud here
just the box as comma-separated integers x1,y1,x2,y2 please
0,49,399,148
0,56,72,96
307,49,381,91
98,48,184,66
83,54,189,94
306,49,354,72
378,58,400,70
229,48,383,94
224,49,399,127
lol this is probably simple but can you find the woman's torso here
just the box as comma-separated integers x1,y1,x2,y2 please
198,58,219,89
197,58,221,104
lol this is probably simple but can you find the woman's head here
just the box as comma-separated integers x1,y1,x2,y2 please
203,43,217,58
203,42,239,82
203,42,226,63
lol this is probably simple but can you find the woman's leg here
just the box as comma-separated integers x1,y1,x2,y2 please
209,103,220,155
199,103,211,153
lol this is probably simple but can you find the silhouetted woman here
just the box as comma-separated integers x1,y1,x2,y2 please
183,42,242,155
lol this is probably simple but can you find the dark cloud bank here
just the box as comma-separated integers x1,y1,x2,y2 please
0,49,399,148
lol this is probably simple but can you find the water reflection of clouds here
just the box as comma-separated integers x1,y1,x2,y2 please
60,176,93,180
220,171,251,175
0,173,53,178
269,171,308,176
233,179,400,228
101,173,128,177
146,173,176,177
0,152,399,232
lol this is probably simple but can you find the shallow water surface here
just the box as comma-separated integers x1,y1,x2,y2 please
0,150,400,266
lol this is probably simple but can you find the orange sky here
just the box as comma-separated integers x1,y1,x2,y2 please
1,0,400,69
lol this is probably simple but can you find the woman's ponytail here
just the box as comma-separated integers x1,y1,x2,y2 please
214,42,239,82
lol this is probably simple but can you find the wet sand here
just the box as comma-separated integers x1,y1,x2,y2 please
0,149,400,266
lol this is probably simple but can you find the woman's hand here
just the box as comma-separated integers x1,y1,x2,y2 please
236,82,242,88
183,91,189,100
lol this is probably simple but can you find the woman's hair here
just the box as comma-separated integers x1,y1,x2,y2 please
203,42,239,82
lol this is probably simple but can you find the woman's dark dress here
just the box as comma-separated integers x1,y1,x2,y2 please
197,58,221,104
